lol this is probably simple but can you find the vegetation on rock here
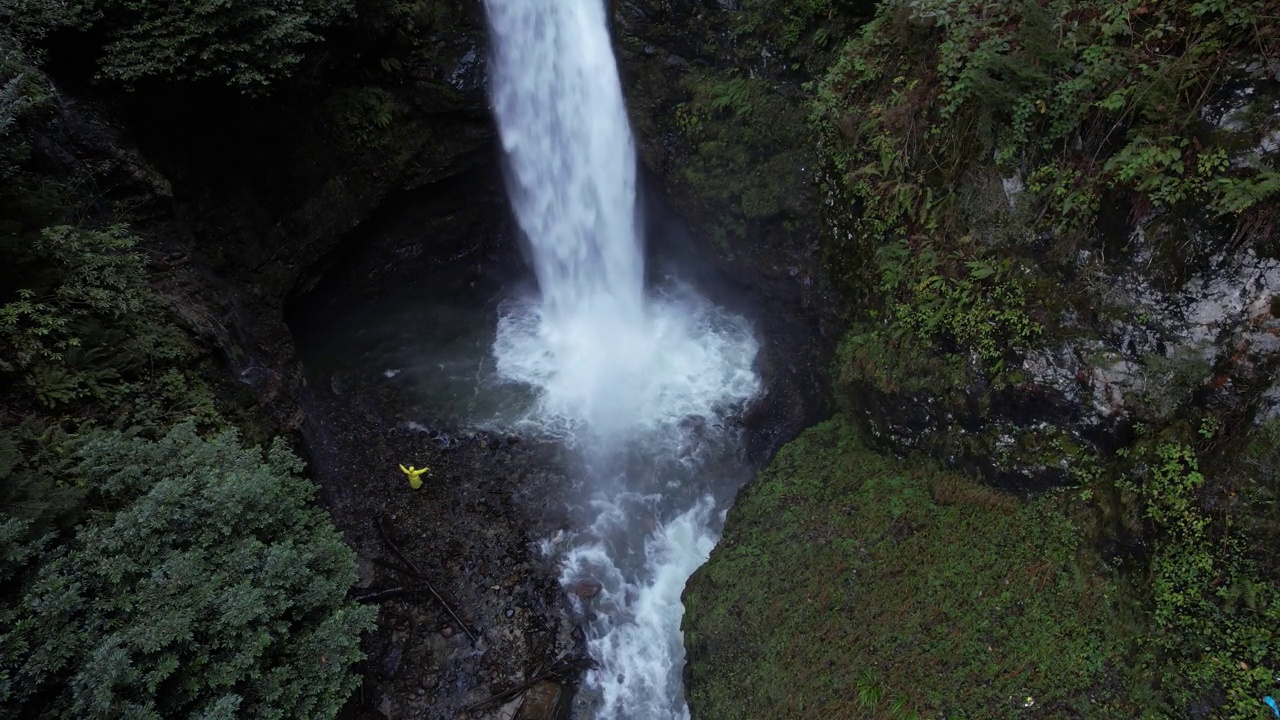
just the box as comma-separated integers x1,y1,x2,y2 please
685,417,1280,718
0,218,374,720
0,3,391,717
685,417,1142,718
48,0,351,91
815,0,1280,409
673,72,811,248
683,0,1280,717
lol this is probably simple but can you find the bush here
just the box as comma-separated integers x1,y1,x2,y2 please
83,0,354,91
0,424,376,719
0,225,221,424
0,2,59,188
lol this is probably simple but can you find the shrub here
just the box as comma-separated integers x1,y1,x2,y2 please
0,6,58,187
0,424,376,719
82,0,355,91
0,225,220,423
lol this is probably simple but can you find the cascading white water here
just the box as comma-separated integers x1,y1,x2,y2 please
484,0,641,323
484,1,761,718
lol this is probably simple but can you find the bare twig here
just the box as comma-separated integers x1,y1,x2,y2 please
371,557,419,577
377,515,422,576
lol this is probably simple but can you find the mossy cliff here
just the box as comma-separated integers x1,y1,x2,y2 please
612,0,881,454
682,1,1280,717
1,0,497,429
686,413,1280,717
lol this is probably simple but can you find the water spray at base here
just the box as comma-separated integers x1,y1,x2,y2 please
482,1,762,717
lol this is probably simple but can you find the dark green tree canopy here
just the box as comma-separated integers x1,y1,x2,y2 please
1,424,375,720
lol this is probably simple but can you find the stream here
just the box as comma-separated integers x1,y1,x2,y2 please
481,1,761,716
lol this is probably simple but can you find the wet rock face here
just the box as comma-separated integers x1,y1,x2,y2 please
850,211,1280,489
65,6,501,435
613,1,834,462
279,158,587,719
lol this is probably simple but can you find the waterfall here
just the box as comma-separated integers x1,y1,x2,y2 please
484,0,644,324
483,1,762,717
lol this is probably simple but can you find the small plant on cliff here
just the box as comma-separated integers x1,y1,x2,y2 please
814,0,1280,287
731,0,872,69
0,424,376,719
324,87,400,146
837,236,1041,399
1119,440,1280,716
673,71,811,244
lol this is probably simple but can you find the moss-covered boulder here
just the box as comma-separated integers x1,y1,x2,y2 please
682,416,1146,718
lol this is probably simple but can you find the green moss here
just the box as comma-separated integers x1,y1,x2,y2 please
671,72,812,249
684,417,1145,718
836,320,967,399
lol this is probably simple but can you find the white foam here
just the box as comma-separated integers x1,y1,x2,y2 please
493,283,760,441
560,498,722,719
482,1,761,717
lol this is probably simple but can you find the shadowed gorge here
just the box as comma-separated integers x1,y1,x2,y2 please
3,0,1280,719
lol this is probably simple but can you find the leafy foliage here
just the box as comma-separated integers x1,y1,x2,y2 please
0,5,403,718
1114,440,1280,718
810,3,1280,639
816,0,1280,247
840,237,1041,397
672,72,811,247
731,0,876,72
81,0,354,91
0,3,62,206
324,87,401,146
0,225,217,423
815,0,1280,406
355,0,455,47
0,47,46,185
0,424,376,719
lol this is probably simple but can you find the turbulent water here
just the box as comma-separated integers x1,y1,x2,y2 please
483,1,761,718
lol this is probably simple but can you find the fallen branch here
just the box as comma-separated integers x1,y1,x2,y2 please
370,557,418,577
461,658,590,713
376,515,479,644
377,515,423,577
354,586,421,603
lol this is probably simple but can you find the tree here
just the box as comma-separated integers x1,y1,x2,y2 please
0,424,375,719
84,0,354,91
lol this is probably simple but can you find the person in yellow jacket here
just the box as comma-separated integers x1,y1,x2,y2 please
399,464,430,489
